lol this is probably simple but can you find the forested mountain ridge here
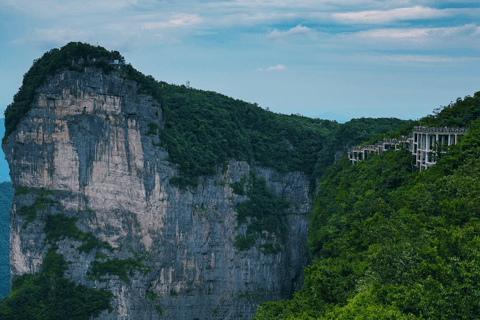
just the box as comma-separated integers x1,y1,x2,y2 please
254,92,480,319
2,42,409,190
0,42,410,320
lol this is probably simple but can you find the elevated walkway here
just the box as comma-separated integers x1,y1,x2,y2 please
348,126,467,170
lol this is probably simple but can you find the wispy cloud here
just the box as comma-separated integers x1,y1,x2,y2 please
256,64,286,71
385,55,480,63
3,0,480,52
333,6,451,23
267,25,313,40
143,14,201,29
267,64,286,70
1,0,137,17
360,23,480,41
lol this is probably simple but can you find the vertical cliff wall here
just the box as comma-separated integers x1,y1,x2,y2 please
2,68,311,319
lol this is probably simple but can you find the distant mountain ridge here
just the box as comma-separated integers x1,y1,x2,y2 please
314,112,351,124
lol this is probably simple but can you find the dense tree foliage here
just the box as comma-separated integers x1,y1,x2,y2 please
145,90,333,188
125,65,408,189
254,92,480,319
362,93,480,146
314,117,411,178
422,92,480,128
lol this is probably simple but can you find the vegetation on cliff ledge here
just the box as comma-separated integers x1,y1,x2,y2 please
234,171,289,253
0,208,115,320
254,92,480,319
0,244,113,320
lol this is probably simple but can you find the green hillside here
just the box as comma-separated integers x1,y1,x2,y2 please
254,92,480,319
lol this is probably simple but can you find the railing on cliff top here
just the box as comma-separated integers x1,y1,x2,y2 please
348,126,468,171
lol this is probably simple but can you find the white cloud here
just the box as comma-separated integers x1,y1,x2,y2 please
360,23,480,41
267,64,286,71
385,55,480,63
333,6,451,23
256,64,286,71
228,0,428,11
361,28,432,39
3,0,480,52
267,25,313,40
143,14,201,29
1,0,137,17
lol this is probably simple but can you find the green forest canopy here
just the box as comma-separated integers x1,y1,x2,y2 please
253,92,480,319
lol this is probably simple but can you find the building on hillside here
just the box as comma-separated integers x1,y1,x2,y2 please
348,126,468,171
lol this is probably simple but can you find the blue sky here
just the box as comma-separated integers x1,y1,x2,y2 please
0,0,479,121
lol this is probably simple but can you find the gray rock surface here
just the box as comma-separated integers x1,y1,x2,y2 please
2,68,311,319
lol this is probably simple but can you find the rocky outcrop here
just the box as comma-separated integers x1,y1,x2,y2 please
2,68,311,319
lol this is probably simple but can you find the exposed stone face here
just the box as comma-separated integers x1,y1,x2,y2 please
3,68,311,319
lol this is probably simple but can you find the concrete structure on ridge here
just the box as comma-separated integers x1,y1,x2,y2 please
348,126,468,171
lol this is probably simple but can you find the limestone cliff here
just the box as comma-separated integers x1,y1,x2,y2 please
2,67,311,319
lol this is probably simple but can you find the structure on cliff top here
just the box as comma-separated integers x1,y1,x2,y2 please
348,126,468,170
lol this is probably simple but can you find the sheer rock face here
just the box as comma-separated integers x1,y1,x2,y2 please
2,68,311,320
